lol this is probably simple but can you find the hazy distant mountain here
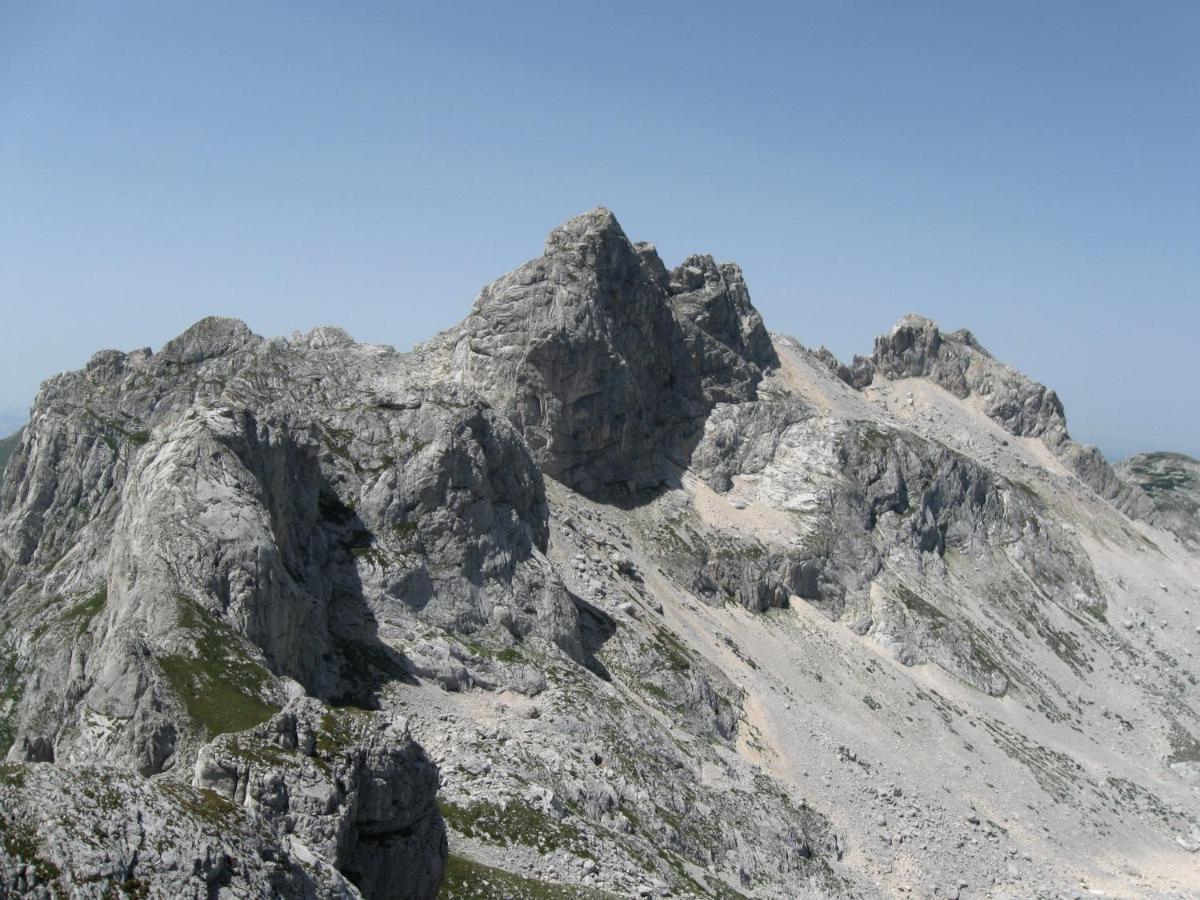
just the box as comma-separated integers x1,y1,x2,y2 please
0,430,19,477
0,210,1196,898
0,412,25,439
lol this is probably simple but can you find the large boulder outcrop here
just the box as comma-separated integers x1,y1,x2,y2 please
0,759,358,898
194,698,445,900
451,208,776,497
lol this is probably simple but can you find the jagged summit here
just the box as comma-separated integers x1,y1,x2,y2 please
160,315,261,364
807,310,1164,525
890,311,937,332
542,205,628,257
453,207,775,497
2,209,1198,898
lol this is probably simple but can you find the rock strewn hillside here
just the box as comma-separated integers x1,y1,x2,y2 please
1,209,1198,899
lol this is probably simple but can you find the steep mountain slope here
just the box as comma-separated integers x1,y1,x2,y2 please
1,209,1198,899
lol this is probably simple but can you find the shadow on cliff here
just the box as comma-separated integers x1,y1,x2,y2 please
316,481,418,709
571,592,616,682
585,425,706,511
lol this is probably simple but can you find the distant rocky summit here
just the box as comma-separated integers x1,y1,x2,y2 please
2,209,1198,898
1116,451,1200,549
820,313,1159,524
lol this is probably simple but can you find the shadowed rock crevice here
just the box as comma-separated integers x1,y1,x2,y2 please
571,593,616,682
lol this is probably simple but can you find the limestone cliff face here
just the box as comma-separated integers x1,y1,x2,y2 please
0,319,579,775
195,698,445,900
451,208,775,497
1,209,1197,899
0,320,567,896
0,759,361,898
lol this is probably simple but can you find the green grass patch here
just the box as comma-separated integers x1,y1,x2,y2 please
0,763,26,788
84,409,152,454
157,781,240,828
157,602,277,736
222,733,298,769
894,583,949,624
0,651,22,757
334,635,408,690
0,812,62,886
393,520,419,538
439,799,589,855
316,706,374,759
438,854,618,899
61,587,107,635
1123,454,1197,496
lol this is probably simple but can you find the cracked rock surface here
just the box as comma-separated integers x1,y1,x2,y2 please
1,208,1198,899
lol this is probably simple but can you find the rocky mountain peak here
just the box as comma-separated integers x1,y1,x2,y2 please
2,209,1197,899
542,205,630,261
159,315,261,364
453,208,774,497
812,311,1162,523
890,311,938,333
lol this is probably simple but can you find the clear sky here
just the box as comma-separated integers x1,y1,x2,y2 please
1,1,1197,457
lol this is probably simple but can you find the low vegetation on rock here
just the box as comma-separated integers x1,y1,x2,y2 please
1,209,1197,898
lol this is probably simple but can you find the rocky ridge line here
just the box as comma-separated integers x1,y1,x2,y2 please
1,208,1197,899
815,313,1162,528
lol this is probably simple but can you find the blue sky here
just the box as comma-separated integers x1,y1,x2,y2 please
1,1,1197,457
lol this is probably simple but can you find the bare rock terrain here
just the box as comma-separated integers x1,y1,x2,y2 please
1,209,1198,898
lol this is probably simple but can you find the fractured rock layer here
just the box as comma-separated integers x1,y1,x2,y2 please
1,208,1197,898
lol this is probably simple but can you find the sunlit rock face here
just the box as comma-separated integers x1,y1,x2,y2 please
1,209,1197,899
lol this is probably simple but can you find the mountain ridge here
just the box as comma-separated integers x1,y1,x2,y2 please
1,208,1198,899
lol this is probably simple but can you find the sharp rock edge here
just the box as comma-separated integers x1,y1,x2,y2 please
1,208,1198,899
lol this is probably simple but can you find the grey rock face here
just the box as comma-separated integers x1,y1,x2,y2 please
2,208,1197,899
451,208,775,497
852,314,1067,440
159,315,262,364
0,323,579,776
194,698,445,899
686,396,1099,695
0,320,575,894
0,759,358,898
836,313,1157,521
667,253,778,395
